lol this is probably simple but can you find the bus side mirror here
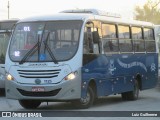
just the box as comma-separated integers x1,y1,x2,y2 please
93,31,100,43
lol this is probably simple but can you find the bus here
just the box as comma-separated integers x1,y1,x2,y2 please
5,9,158,109
0,19,18,91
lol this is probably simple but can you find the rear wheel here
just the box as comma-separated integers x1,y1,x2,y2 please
0,88,5,96
128,80,139,100
72,87,94,109
121,92,128,100
19,100,41,109
121,80,139,100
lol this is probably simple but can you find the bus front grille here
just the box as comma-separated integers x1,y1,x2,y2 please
17,88,61,97
17,69,61,78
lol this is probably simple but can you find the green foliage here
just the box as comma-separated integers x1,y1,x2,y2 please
134,0,160,24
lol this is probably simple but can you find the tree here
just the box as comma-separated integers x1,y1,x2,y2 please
134,0,160,24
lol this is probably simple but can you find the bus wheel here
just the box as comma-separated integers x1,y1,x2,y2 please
19,100,41,109
72,87,94,109
128,80,139,100
121,92,128,100
121,80,139,100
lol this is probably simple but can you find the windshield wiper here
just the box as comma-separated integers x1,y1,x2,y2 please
19,33,58,64
43,32,58,64
19,38,40,65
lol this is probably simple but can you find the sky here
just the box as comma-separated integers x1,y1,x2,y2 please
0,0,150,20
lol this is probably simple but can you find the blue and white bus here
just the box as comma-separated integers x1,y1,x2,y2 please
0,19,18,91
5,9,158,109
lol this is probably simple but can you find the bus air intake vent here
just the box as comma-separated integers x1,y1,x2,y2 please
17,88,61,97
17,69,61,78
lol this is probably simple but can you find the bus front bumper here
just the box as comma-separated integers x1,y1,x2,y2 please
5,79,81,101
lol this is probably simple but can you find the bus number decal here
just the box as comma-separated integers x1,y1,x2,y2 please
24,26,30,31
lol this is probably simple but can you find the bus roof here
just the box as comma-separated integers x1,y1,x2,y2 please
18,10,154,28
19,13,94,22
95,15,154,27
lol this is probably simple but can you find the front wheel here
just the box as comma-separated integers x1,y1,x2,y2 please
19,100,41,109
72,87,94,109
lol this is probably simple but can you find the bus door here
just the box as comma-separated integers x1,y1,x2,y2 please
82,21,105,97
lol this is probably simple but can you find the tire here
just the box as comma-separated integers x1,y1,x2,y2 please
72,87,94,109
121,80,139,100
19,100,41,109
128,80,139,100
0,88,5,96
121,92,128,100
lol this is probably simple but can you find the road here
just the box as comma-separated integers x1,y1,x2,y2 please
0,87,160,120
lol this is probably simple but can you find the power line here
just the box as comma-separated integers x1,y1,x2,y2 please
7,0,9,19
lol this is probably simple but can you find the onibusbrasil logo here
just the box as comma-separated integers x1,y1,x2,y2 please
2,112,42,118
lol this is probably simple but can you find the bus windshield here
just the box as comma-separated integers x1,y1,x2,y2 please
9,20,82,62
0,32,10,64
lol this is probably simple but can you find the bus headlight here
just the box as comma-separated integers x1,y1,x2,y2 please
64,72,77,80
6,74,14,81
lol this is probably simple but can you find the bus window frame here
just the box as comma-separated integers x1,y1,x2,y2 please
131,26,145,53
83,21,102,55
143,27,156,53
101,22,119,54
118,24,133,53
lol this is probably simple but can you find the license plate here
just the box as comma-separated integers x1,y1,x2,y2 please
32,87,45,92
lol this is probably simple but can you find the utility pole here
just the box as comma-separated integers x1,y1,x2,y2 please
7,0,10,19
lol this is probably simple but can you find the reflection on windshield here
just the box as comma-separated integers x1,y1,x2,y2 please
9,21,82,62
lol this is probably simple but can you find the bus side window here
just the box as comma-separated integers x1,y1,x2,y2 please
144,28,155,52
118,25,132,52
132,27,145,52
102,23,118,53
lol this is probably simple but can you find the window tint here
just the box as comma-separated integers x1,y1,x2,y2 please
102,24,116,38
144,28,154,40
118,25,130,39
132,27,145,52
9,21,82,62
132,27,142,39
102,24,119,53
103,40,119,52
144,28,155,52
133,40,145,52
145,41,155,52
58,29,71,40
118,25,132,52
